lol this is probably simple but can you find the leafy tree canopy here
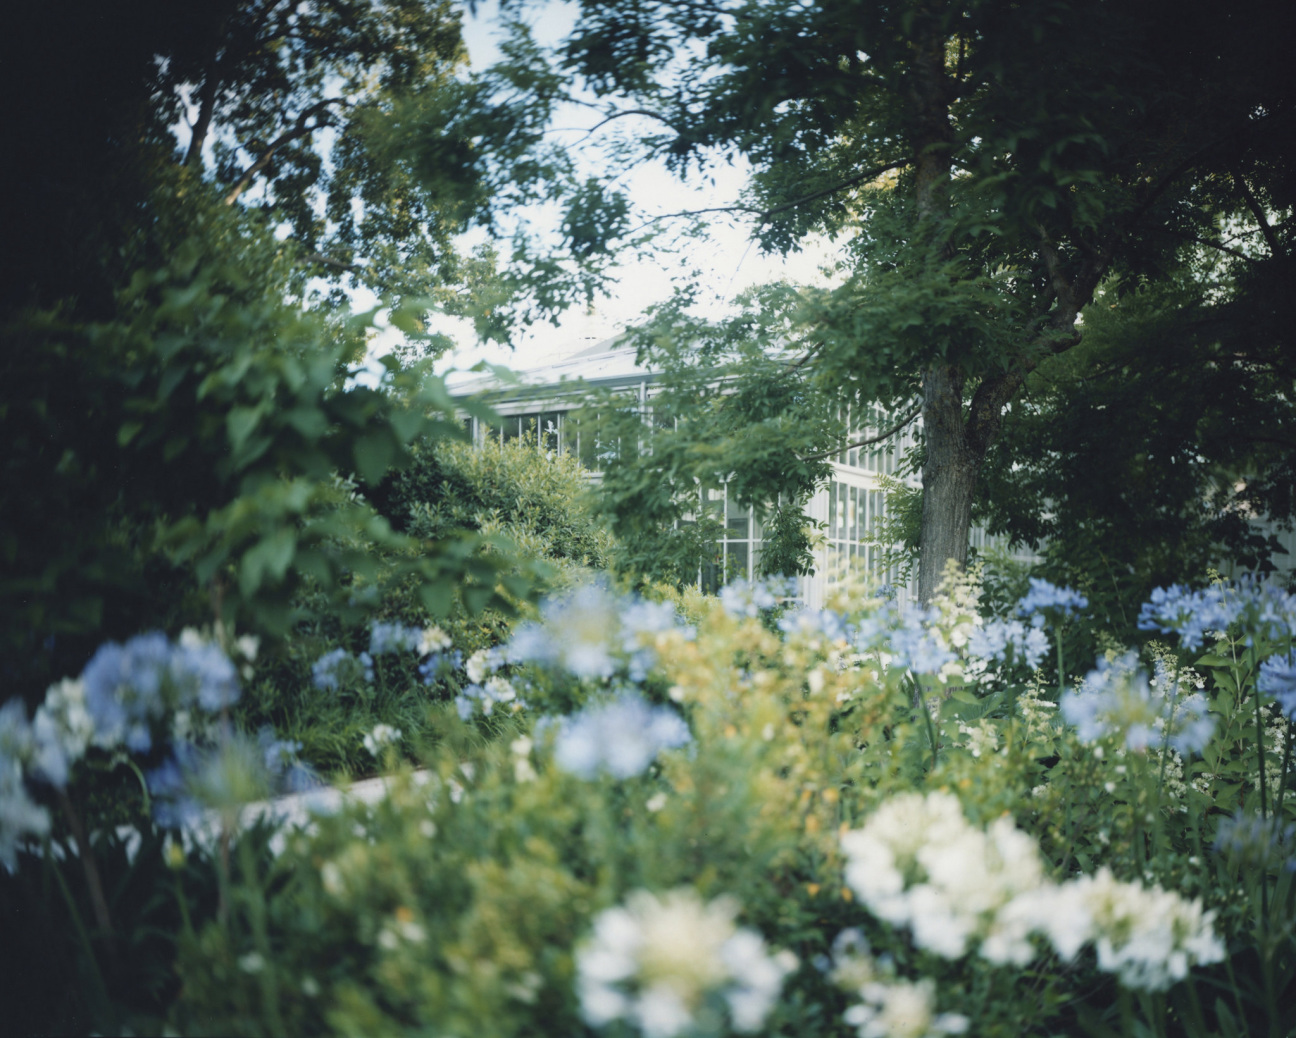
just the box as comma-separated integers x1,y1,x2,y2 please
426,0,1295,599
0,2,545,702
2,0,502,351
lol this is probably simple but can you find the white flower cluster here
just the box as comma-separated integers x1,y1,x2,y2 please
840,792,1224,990
841,791,1044,962
577,888,796,1038
1049,868,1226,991
829,929,969,1038
362,724,402,757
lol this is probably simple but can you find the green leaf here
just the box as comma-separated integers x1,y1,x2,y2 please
418,579,454,618
228,405,264,451
239,528,297,597
117,421,144,447
353,432,396,484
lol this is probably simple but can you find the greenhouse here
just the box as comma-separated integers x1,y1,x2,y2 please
455,335,1032,604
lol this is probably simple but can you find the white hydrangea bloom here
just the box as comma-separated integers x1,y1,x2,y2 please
465,649,492,684
839,792,1225,992
1067,868,1225,991
362,724,402,756
419,625,452,654
844,977,969,1038
577,888,795,1037
841,792,1045,959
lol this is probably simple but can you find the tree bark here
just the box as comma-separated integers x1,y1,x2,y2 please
907,10,968,604
917,363,978,602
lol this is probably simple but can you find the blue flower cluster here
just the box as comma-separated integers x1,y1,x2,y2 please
148,727,318,830
547,691,692,780
311,647,374,692
80,631,240,753
967,619,1050,671
419,649,464,686
1138,577,1296,650
883,604,957,676
718,576,797,618
1137,584,1243,650
1213,809,1296,872
1,702,50,869
1258,650,1296,720
1016,579,1088,627
508,581,693,683
368,621,425,657
1060,652,1214,754
778,607,851,644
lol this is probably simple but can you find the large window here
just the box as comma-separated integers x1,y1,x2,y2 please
488,411,562,452
693,484,760,593
837,404,918,475
825,479,888,579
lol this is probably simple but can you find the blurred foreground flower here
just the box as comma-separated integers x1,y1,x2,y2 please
577,887,796,1037
509,581,692,683
81,630,240,753
1258,649,1296,720
549,691,691,780
1060,652,1214,754
148,727,317,830
840,791,1224,990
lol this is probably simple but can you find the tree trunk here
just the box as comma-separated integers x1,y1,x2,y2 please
917,362,978,603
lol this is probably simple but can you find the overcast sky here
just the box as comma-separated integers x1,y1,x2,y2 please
412,0,844,382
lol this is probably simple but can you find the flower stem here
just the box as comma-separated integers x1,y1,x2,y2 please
1275,722,1293,822
57,789,114,943
47,839,111,1017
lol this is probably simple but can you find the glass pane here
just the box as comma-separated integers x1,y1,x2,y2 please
726,497,750,537
502,415,522,444
726,542,749,582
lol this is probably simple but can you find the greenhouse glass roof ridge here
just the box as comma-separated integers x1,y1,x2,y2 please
450,333,658,400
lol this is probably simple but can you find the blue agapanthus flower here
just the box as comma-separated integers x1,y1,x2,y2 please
419,649,464,686
718,576,796,618
620,598,689,682
311,648,374,692
81,632,241,753
508,581,692,683
368,621,425,657
1258,650,1296,720
886,604,956,676
508,582,622,680
1214,809,1296,872
1137,583,1243,650
967,618,1050,671
1016,579,1088,627
549,691,692,780
171,636,240,713
149,728,316,829
778,607,851,643
1061,651,1214,754
81,633,171,752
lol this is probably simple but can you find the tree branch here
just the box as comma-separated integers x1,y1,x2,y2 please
1233,169,1284,258
1187,232,1260,263
303,250,364,274
800,403,921,463
580,107,681,138
224,98,349,205
627,158,909,234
